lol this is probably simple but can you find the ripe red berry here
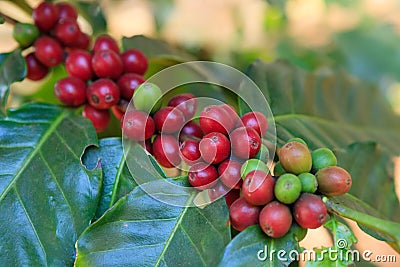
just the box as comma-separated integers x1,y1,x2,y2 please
153,106,186,134
54,76,86,106
53,18,81,46
179,139,201,165
199,132,230,164
278,141,312,175
224,189,241,208
229,197,260,231
218,159,243,189
65,49,93,81
220,104,239,127
122,110,155,141
32,2,60,32
70,32,91,50
179,121,204,140
34,36,63,67
82,104,110,132
315,166,352,196
117,73,145,100
293,193,327,229
56,2,78,21
242,170,275,206
87,78,120,109
25,52,49,81
230,127,261,159
239,111,268,137
168,93,197,120
92,34,119,54
121,48,148,75
259,201,292,238
208,182,230,202
199,105,234,135
188,162,218,190
152,135,181,168
91,49,123,79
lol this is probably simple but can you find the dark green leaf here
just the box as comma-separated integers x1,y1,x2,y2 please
73,1,107,35
0,103,102,266
0,49,26,115
75,183,230,266
334,142,400,222
219,225,302,267
325,194,400,252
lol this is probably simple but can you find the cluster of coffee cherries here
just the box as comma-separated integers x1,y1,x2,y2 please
13,1,148,132
229,138,352,239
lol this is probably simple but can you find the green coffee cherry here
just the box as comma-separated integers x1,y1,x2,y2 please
240,159,269,179
311,148,337,172
298,173,318,193
274,173,302,204
278,142,312,175
288,137,307,147
254,144,269,162
273,161,286,176
13,23,39,48
133,83,163,114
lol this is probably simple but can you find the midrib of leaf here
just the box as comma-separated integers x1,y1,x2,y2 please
0,109,68,202
108,154,126,208
154,194,201,267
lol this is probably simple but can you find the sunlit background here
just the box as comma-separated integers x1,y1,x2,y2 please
1,0,400,265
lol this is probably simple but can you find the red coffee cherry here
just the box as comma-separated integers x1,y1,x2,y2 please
229,197,260,231
34,36,63,67
87,78,120,110
32,2,60,32
91,49,123,79
230,127,261,159
199,105,234,135
54,76,86,106
208,182,230,202
82,104,110,133
239,111,268,137
220,104,239,127
218,159,243,189
70,32,91,50
278,141,312,175
122,110,155,141
53,18,81,46
179,139,201,165
259,201,292,238
224,189,241,208
117,73,145,100
315,166,352,196
25,52,49,81
55,2,78,20
242,170,275,206
293,193,327,229
152,135,181,168
65,49,93,81
92,34,119,53
121,48,148,75
179,121,204,140
199,132,230,164
188,162,218,190
168,93,197,120
153,106,186,134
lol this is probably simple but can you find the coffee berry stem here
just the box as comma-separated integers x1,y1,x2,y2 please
324,195,400,248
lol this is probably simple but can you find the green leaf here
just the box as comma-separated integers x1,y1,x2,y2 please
0,16,5,24
325,194,400,252
73,1,107,35
32,64,67,104
218,225,302,267
334,142,400,222
306,216,357,267
75,183,230,266
0,103,102,266
0,49,26,115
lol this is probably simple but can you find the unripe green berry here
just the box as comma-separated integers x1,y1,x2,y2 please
288,137,307,147
254,144,269,162
13,23,40,48
311,148,337,172
273,161,286,176
133,83,162,114
298,173,318,193
240,159,268,179
274,173,302,204
278,142,312,174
